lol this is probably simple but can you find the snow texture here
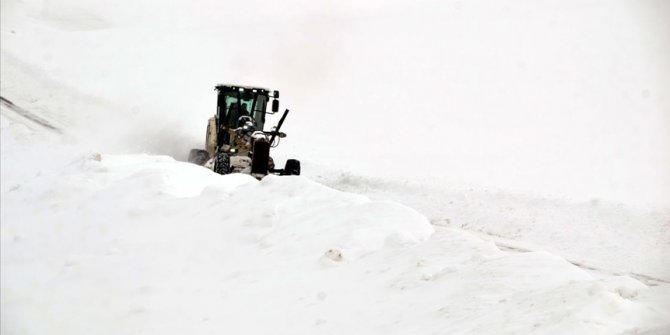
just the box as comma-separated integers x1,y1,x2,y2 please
2,0,669,334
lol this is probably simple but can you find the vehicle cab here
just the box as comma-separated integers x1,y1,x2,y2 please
206,84,280,157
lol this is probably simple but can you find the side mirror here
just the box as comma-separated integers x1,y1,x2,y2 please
272,99,279,113
273,90,280,99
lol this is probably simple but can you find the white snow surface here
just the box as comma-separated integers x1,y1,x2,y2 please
2,0,670,334
2,119,669,334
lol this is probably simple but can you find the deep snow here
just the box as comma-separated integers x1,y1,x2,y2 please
312,167,670,282
2,113,669,334
2,0,670,334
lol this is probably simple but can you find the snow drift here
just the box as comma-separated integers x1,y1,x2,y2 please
2,102,670,334
2,0,670,333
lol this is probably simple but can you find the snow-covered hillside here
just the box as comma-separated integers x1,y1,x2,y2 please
2,0,669,334
2,0,669,208
3,107,669,334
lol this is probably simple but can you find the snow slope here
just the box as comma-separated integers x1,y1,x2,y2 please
2,0,669,208
2,110,670,334
2,0,670,333
312,167,670,282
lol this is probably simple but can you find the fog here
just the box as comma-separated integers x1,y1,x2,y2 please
2,0,668,208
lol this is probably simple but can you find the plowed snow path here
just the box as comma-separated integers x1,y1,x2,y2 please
313,170,670,283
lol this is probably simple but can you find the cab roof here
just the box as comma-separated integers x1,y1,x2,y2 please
215,84,271,93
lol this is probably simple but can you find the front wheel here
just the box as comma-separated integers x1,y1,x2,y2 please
213,153,231,175
284,159,301,176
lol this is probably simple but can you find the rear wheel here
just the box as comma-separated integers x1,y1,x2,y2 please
213,153,231,175
284,159,301,176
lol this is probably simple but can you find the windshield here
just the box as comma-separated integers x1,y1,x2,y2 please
221,91,267,130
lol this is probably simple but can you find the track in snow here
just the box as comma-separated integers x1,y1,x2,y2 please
0,96,62,133
488,233,670,287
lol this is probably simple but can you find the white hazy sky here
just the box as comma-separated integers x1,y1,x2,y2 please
1,0,668,209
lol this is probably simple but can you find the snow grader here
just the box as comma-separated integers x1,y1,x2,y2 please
188,84,301,179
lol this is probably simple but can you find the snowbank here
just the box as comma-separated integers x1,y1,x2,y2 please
2,114,669,334
2,0,670,333
314,168,670,281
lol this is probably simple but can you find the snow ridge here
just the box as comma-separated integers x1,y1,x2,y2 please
2,112,669,334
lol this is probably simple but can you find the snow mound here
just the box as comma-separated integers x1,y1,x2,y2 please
2,125,668,333
2,0,670,331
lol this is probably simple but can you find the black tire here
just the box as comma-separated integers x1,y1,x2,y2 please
251,138,270,175
284,159,301,176
188,149,210,165
213,153,231,175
